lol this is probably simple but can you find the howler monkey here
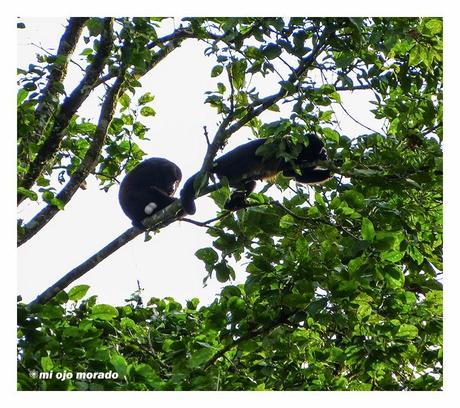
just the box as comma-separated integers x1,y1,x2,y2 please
118,157,182,229
180,133,331,215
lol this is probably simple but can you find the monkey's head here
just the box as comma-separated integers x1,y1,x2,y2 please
297,133,328,162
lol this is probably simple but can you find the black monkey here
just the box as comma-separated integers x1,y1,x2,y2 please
180,133,331,215
118,157,182,229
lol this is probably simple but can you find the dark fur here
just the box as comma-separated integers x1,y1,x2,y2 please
180,133,330,215
118,157,182,229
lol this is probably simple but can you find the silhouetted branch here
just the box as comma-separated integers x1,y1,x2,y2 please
18,18,114,204
28,180,223,304
25,18,89,152
30,226,141,305
18,37,128,247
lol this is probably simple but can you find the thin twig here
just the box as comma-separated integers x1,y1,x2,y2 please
226,65,235,113
30,42,86,72
338,99,383,136
203,126,211,146
181,218,224,234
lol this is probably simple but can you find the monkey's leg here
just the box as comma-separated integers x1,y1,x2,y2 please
224,180,257,210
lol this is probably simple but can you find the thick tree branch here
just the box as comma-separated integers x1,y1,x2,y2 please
18,26,194,243
29,226,141,306
28,180,224,305
18,18,114,204
29,201,181,305
18,43,126,247
26,18,89,151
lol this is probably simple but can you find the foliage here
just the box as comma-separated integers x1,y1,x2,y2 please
18,274,442,390
17,17,442,390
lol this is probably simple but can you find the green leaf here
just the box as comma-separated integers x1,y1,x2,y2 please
119,93,131,108
384,266,405,288
409,44,422,66
215,262,234,283
90,304,119,320
50,197,65,210
282,293,307,308
140,106,156,117
396,324,419,339
357,303,372,321
279,214,295,229
188,348,215,368
380,250,404,263
17,89,28,106
40,356,54,372
138,92,155,105
407,245,424,265
306,298,328,315
322,127,340,143
17,187,38,201
68,285,90,301
334,51,355,69
424,18,442,35
110,354,128,378
245,46,264,59
86,18,104,37
262,43,282,60
40,305,64,320
80,48,93,56
231,60,247,90
195,247,219,271
135,364,159,383
279,81,297,94
361,218,375,241
217,82,226,94
348,257,364,275
319,110,333,121
349,18,364,30
211,65,224,77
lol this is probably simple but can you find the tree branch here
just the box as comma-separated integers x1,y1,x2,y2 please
18,25,197,243
18,37,127,247
26,18,89,153
18,18,114,204
29,226,141,306
29,201,183,305
27,180,223,304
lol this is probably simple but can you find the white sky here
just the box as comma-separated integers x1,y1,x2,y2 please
3,1,459,404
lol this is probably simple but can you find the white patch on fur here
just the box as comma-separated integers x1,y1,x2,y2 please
144,202,158,215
